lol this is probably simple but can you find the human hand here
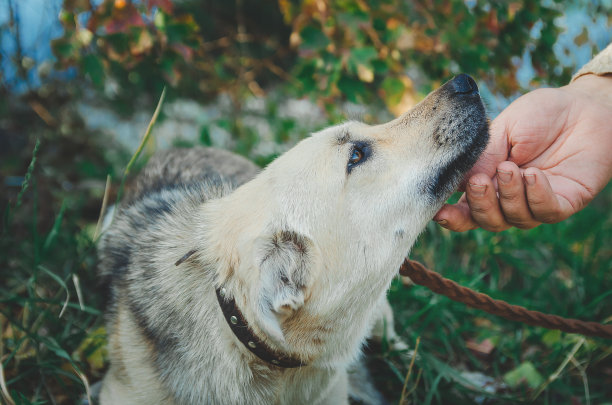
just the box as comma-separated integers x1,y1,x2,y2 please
434,73,612,232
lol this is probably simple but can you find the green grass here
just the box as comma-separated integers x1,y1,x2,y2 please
1,128,611,404
1,140,107,405
377,186,612,404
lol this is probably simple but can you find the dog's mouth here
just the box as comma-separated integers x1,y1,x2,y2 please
423,74,489,200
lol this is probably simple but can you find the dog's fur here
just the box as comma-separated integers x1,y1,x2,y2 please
98,76,488,405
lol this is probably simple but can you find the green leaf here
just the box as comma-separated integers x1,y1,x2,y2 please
337,11,369,30
41,337,72,362
371,59,389,74
337,76,366,103
51,37,77,60
381,77,405,106
350,47,377,64
74,326,108,370
348,46,377,75
541,329,561,348
503,361,544,388
299,26,330,51
166,22,193,43
82,54,105,88
200,126,212,146
154,9,167,29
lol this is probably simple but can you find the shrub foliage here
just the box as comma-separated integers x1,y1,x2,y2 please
53,0,567,110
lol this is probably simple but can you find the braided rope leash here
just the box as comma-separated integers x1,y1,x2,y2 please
399,259,612,339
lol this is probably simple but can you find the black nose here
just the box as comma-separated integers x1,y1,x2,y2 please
451,74,478,95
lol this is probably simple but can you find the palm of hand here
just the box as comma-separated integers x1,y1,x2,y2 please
490,86,612,214
437,74,612,232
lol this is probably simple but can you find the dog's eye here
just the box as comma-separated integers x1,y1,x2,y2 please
349,148,363,165
347,142,370,173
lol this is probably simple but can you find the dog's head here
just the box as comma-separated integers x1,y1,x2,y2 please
201,74,488,349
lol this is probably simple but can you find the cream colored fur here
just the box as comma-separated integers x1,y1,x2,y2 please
99,76,487,404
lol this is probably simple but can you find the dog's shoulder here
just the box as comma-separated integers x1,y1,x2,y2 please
99,147,255,287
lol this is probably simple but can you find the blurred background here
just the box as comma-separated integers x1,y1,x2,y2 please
1,1,611,404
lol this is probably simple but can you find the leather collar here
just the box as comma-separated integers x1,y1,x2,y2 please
215,287,305,368
175,250,304,368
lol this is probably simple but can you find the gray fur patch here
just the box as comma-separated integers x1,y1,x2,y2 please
98,147,260,403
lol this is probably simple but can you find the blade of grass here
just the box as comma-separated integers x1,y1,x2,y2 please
1,335,28,369
93,174,112,241
32,179,40,266
530,337,585,401
72,274,85,311
0,358,16,405
403,369,423,400
115,87,167,206
37,266,70,318
569,356,590,405
39,368,58,405
71,365,92,405
399,336,420,405
42,200,66,253
0,329,14,405
16,139,40,209
0,297,100,316
423,373,443,405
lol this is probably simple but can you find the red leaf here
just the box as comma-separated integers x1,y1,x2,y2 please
171,43,194,61
146,0,173,14
466,338,495,357
105,3,146,34
486,9,500,35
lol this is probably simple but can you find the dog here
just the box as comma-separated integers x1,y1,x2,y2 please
97,73,488,404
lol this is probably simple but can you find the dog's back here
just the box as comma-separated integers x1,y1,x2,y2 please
125,147,260,203
98,146,259,301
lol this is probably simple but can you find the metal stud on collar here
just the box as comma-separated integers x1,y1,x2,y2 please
214,285,305,368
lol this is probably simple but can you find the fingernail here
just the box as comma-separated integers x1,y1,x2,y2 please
469,183,487,197
524,174,535,185
497,169,512,184
436,219,448,227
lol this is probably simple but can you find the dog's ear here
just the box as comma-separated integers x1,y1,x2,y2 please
253,230,315,343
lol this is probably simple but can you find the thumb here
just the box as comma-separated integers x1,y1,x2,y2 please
433,198,478,232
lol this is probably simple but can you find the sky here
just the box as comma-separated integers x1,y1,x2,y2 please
0,0,66,92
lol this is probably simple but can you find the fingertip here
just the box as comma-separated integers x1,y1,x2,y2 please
497,161,518,172
495,163,540,229
497,161,520,180
522,168,570,223
522,167,543,186
465,173,511,232
433,204,450,223
435,219,450,229
469,172,493,186
433,201,478,232
467,173,493,198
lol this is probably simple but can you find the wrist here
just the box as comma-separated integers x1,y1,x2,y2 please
564,74,612,108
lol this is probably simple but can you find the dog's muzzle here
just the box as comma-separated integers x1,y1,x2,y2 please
425,74,489,200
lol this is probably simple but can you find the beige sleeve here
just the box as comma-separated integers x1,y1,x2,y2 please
571,43,612,82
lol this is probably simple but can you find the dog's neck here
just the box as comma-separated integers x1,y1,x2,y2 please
194,181,405,367
214,286,305,368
